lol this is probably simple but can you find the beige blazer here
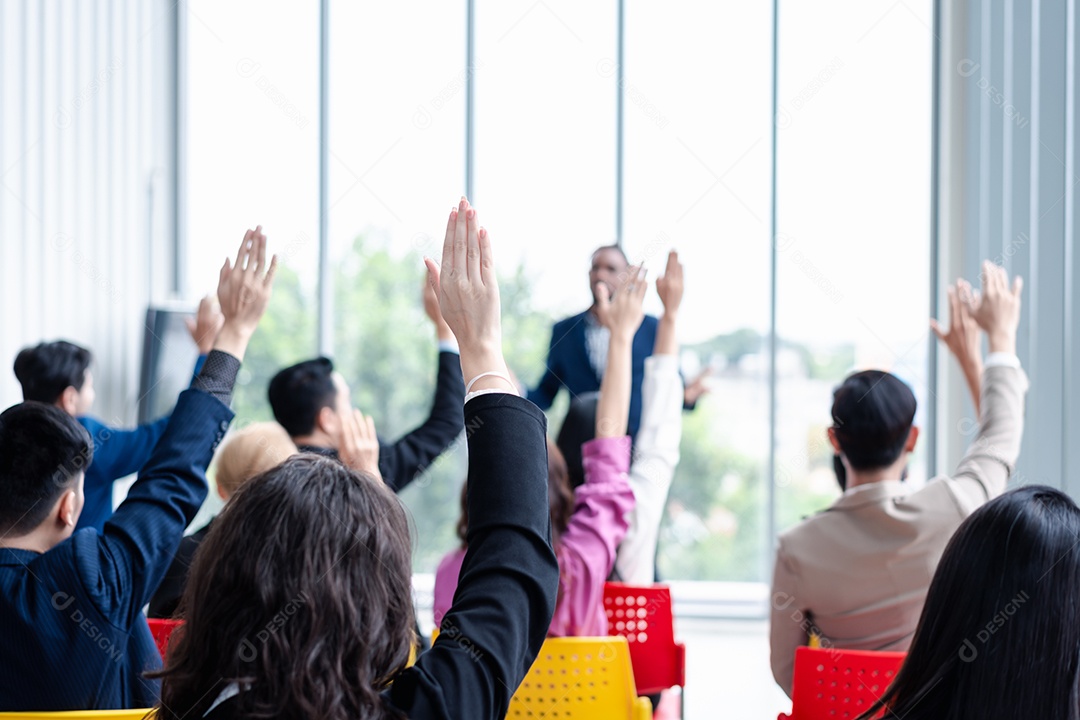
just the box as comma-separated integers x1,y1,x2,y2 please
769,364,1028,697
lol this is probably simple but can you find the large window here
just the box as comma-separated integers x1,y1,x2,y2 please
622,2,773,582
774,0,934,533
184,1,320,524
327,0,467,574
184,0,934,588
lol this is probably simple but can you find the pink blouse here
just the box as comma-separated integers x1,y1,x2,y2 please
434,435,635,636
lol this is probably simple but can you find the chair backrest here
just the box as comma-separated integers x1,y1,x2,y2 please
146,618,183,660
0,711,154,720
787,646,905,720
602,582,685,695
507,636,652,720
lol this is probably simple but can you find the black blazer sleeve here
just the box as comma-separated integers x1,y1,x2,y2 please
384,394,559,720
379,350,466,493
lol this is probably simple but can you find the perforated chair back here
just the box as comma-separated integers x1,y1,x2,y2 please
146,618,183,660
0,711,154,720
602,582,686,695
780,646,905,720
507,636,652,719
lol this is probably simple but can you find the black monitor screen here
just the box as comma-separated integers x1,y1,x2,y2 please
138,307,199,423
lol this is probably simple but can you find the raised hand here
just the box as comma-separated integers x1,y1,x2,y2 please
185,295,225,355
337,408,382,483
425,198,511,393
655,250,684,316
214,226,278,360
594,265,647,341
966,261,1023,355
931,279,983,371
422,274,454,343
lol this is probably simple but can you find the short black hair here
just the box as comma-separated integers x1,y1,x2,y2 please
0,402,93,535
268,358,338,437
831,370,917,472
13,341,92,404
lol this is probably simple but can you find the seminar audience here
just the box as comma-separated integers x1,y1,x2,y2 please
267,281,464,492
153,198,559,720
12,297,223,532
436,257,666,634
769,261,1027,697
0,229,276,711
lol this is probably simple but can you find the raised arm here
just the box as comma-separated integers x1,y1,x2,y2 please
593,265,646,439
931,278,984,414
947,261,1026,512
389,199,558,720
616,250,685,584
91,228,276,621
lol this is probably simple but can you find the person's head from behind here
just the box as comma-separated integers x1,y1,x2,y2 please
589,245,629,306
863,485,1080,720
13,341,95,416
456,439,574,549
828,370,918,486
0,402,92,550
156,454,413,720
213,422,297,502
556,392,599,489
267,357,354,447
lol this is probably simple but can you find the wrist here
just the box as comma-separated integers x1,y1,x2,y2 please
988,332,1017,355
435,322,454,343
213,323,254,360
609,331,635,347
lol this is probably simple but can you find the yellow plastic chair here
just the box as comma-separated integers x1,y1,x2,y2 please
507,636,652,719
0,711,154,720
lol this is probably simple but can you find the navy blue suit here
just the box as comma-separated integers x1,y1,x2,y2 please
0,387,232,711
527,311,658,437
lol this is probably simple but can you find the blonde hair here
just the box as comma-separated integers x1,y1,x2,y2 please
214,422,297,499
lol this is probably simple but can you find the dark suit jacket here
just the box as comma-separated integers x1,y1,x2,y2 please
202,394,559,720
528,311,658,437
147,519,215,619
75,356,206,533
0,388,231,711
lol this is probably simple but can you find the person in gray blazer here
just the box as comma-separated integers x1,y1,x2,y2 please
769,261,1027,697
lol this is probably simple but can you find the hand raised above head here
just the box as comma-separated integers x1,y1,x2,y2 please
186,295,225,355
594,265,647,341
214,226,278,359
656,250,684,315
930,279,982,369
425,198,511,391
966,261,1022,354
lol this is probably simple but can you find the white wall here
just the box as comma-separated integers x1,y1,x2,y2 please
938,0,1079,493
0,0,177,421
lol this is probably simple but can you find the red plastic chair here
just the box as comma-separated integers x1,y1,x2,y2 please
602,583,686,697
147,618,183,660
778,646,905,720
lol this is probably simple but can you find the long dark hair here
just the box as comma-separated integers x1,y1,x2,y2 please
153,454,414,720
862,485,1080,720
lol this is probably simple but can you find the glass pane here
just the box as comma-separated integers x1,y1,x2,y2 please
474,0,617,317
623,1,774,583
327,0,467,573
185,0,320,521
775,0,934,532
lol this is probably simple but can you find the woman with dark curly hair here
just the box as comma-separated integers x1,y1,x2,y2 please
153,198,560,720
